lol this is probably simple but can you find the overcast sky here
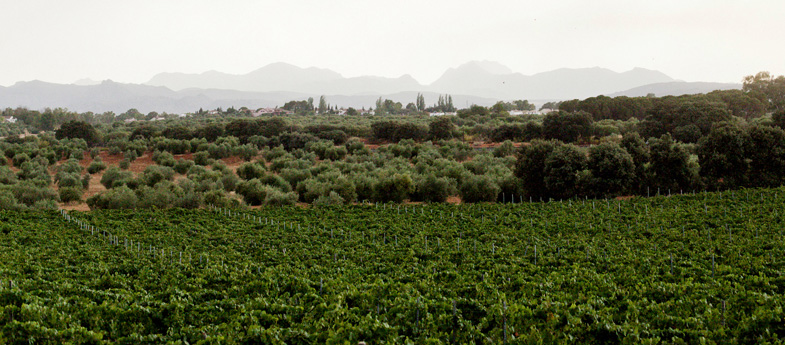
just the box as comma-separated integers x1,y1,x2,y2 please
1,0,783,86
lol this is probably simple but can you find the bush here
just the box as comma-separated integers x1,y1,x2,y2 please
55,121,98,146
57,173,82,188
219,173,240,192
59,187,83,203
87,185,138,209
152,150,176,167
234,144,259,161
0,189,25,210
140,165,175,187
313,191,345,206
415,174,454,203
119,159,131,170
236,179,268,205
87,157,107,174
81,173,91,189
12,153,30,167
11,181,60,206
459,174,500,203
193,151,211,166
493,140,516,157
264,189,298,206
0,166,18,185
173,159,195,174
236,162,267,180
372,173,415,203
101,167,134,189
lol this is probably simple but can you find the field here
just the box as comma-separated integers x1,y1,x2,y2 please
2,188,785,344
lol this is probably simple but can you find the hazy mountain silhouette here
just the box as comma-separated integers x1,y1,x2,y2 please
429,63,675,99
0,61,740,113
148,61,676,100
0,80,497,114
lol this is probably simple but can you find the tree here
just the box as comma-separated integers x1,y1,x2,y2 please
515,139,560,199
428,116,454,140
318,95,327,114
542,111,593,143
416,93,426,112
746,125,785,187
696,123,749,189
620,132,649,193
743,71,785,112
587,142,635,197
647,134,698,193
544,144,586,200
55,121,98,146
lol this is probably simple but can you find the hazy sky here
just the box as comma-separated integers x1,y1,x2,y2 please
1,0,783,86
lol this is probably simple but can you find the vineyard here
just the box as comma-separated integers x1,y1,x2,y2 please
2,188,785,344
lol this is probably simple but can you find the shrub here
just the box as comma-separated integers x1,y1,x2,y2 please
0,166,18,185
193,151,211,166
234,144,259,161
140,165,175,187
280,168,312,190
101,167,134,189
11,181,60,206
492,140,516,157
236,162,267,180
218,173,240,192
87,185,138,209
119,159,130,170
372,173,415,203
459,174,500,203
12,153,30,167
152,150,176,167
124,149,138,162
57,173,82,188
0,189,25,210
173,159,194,174
414,174,454,203
87,157,107,174
32,199,59,210
313,191,345,206
59,187,83,203
81,173,91,189
264,189,298,206
236,179,268,205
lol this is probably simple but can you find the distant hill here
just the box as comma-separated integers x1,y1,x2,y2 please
0,61,743,113
0,80,497,114
146,61,676,100
429,63,675,100
607,81,742,97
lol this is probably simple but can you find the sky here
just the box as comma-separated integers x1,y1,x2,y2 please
1,0,784,86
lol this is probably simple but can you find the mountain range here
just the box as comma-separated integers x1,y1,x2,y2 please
0,61,741,114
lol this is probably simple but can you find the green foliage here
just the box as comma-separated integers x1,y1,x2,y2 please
586,142,635,197
544,144,587,200
86,185,138,209
372,172,415,203
313,191,345,206
100,166,134,189
543,111,594,143
515,139,560,199
459,174,500,203
173,159,195,174
696,123,749,189
236,162,267,180
119,158,130,170
86,157,107,174
59,186,83,203
492,140,516,157
55,120,98,146
428,116,455,140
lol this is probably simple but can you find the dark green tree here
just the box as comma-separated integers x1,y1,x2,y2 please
514,139,560,199
696,123,749,189
55,121,98,146
587,142,635,197
544,144,586,200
